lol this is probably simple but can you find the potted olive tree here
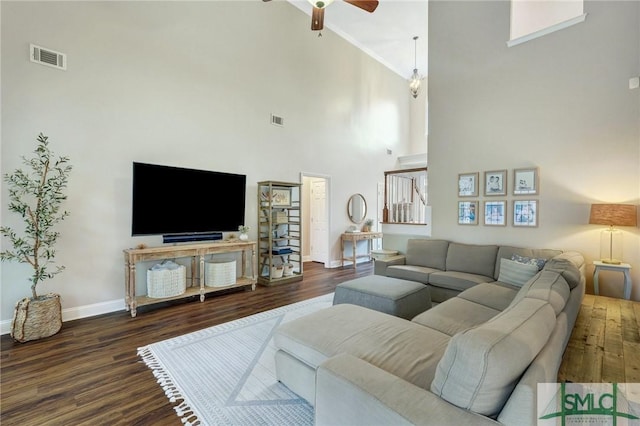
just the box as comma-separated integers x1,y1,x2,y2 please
1,133,72,342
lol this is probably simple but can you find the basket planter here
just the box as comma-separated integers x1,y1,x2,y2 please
147,265,186,298
11,293,62,343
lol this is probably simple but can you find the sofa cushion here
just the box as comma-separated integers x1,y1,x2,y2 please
405,239,450,270
386,265,437,284
274,304,450,390
412,298,500,336
493,246,562,279
509,270,571,315
457,282,519,311
430,298,556,417
428,271,495,292
543,258,582,289
446,243,498,278
497,258,539,287
552,251,585,270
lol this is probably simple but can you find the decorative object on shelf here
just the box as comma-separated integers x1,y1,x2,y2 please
458,172,479,197
408,36,424,99
513,200,538,227
458,201,478,225
589,204,637,264
238,225,250,241
484,200,506,226
513,167,539,195
264,188,291,207
0,133,72,342
362,218,374,232
347,193,367,224
484,170,507,196
258,181,303,285
272,210,288,224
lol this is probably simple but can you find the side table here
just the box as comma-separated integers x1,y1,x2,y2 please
592,260,632,300
341,231,383,270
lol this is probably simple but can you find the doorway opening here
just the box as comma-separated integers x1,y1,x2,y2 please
301,173,330,267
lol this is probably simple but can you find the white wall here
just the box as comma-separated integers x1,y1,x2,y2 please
0,1,413,327
428,1,640,299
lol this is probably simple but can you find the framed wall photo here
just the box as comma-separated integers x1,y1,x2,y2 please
458,172,479,197
513,200,538,227
271,188,291,206
484,170,507,196
513,168,539,195
458,201,478,225
484,200,506,226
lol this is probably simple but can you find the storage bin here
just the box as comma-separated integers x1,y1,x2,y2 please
272,211,288,224
283,263,295,276
271,265,284,279
206,260,236,287
147,264,186,298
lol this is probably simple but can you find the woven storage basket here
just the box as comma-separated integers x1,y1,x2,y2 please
147,265,186,298
206,260,236,287
11,293,62,343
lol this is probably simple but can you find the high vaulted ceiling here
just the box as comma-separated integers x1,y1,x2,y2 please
286,0,429,80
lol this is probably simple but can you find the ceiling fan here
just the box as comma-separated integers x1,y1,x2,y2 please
263,0,379,32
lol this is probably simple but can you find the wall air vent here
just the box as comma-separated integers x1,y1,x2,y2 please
30,44,66,70
270,114,284,127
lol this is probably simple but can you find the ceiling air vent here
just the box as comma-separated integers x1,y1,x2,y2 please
270,114,284,127
30,44,66,70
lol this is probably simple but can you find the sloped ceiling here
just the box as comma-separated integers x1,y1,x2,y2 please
286,0,428,80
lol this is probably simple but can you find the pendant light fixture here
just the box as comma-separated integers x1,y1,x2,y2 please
409,36,423,99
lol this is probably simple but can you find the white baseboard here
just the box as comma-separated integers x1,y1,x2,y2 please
1,298,125,336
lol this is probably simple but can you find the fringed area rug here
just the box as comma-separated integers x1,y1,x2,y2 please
137,293,333,426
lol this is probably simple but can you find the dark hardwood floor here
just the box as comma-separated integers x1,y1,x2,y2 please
3,262,634,425
0,261,373,426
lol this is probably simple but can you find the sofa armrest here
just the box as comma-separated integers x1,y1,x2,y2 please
373,255,406,276
316,353,500,426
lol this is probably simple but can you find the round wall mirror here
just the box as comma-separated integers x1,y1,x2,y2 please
347,194,367,224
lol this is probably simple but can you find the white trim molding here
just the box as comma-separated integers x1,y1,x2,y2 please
1,298,125,335
508,13,587,47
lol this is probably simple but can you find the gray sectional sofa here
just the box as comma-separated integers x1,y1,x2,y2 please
374,239,569,303
273,239,585,426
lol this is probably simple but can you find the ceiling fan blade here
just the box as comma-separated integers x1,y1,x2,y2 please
343,0,379,13
311,6,324,31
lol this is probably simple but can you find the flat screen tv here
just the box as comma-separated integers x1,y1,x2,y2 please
131,162,246,239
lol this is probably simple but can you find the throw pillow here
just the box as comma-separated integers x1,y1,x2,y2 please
511,253,547,270
498,258,539,287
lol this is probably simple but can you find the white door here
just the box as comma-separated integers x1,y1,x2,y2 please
310,178,328,264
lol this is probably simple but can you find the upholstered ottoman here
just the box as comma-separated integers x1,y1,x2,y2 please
333,275,432,319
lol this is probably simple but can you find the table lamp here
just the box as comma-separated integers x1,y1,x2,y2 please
589,204,637,264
